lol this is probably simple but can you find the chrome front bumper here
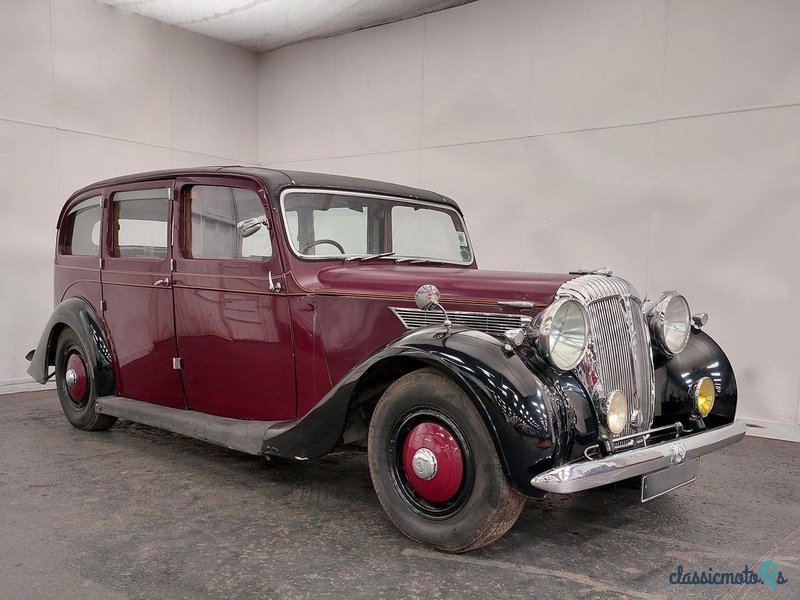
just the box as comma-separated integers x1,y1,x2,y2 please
530,420,747,494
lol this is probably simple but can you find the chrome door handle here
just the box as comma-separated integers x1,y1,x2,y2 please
153,277,171,287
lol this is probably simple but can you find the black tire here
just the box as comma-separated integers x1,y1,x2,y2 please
55,328,116,431
368,368,525,553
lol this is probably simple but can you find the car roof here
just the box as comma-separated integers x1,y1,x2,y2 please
67,166,461,212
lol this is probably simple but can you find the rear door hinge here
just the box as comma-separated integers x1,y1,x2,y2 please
100,299,107,312
172,357,182,370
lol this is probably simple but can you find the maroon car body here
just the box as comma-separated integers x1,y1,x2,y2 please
29,167,745,552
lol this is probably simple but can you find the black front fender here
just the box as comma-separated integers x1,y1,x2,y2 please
27,297,115,396
653,329,738,429
265,326,595,497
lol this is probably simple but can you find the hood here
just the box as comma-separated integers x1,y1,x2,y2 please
313,264,575,309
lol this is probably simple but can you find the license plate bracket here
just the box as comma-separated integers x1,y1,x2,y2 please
641,458,699,503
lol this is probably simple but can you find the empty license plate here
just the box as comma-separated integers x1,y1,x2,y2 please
641,458,699,502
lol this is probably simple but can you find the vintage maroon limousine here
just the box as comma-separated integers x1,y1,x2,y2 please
28,167,745,552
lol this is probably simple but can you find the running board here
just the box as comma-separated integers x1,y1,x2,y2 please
95,396,291,455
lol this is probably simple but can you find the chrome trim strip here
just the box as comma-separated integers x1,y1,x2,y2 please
278,188,475,266
390,307,526,336
497,300,535,309
530,420,746,494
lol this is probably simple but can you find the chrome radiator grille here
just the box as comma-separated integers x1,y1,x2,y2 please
557,275,655,439
390,307,526,337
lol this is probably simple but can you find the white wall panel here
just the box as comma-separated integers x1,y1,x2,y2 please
170,27,259,163
421,139,525,271
663,0,800,117
522,124,657,291
56,131,170,201
649,106,800,424
170,150,243,169
529,0,665,134
423,0,530,146
259,38,335,164
266,158,336,175
333,18,424,156
0,121,57,383
52,0,170,147
0,0,53,125
334,150,421,188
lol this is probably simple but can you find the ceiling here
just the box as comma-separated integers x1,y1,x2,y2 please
97,0,475,53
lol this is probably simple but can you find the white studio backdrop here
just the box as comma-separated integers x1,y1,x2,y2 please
259,0,800,440
1,0,798,441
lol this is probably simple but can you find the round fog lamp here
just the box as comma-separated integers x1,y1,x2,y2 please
604,390,628,435
693,377,715,417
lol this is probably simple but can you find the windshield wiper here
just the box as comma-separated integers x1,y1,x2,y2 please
404,258,449,265
344,252,396,262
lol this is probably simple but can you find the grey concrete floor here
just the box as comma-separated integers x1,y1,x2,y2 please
1,390,798,600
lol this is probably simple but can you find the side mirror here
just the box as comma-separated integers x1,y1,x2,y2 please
415,284,451,331
415,284,441,310
237,217,268,238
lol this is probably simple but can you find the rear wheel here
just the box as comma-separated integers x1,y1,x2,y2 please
368,368,525,553
55,328,116,431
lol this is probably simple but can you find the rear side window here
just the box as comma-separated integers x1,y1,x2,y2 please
63,196,102,256
111,189,170,259
185,186,272,261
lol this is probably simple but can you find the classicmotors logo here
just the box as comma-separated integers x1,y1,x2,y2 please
669,561,789,589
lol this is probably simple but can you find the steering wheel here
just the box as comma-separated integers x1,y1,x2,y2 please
300,239,346,255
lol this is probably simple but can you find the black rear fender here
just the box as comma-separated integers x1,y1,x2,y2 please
27,298,115,396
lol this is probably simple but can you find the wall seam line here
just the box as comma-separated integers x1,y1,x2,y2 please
167,23,173,165
257,100,800,166
520,0,536,272
417,13,426,186
644,0,672,296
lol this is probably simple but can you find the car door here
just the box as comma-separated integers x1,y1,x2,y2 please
171,176,296,421
101,181,185,408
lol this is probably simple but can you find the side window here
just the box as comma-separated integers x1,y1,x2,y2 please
186,186,272,261
111,189,170,259
63,196,102,256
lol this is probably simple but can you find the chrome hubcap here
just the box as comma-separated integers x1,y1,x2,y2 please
65,368,77,388
411,448,437,480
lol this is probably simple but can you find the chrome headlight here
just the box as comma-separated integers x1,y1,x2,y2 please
647,293,691,355
537,298,589,371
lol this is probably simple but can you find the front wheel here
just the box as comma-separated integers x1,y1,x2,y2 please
55,328,116,431
367,368,525,553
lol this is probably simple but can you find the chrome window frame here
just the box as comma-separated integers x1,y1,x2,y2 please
278,188,475,266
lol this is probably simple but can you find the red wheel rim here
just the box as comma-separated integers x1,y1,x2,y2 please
65,352,88,406
401,421,464,504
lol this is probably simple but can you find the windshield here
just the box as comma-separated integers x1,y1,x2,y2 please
281,191,473,264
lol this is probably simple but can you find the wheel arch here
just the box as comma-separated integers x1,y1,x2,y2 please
265,326,574,496
27,297,115,397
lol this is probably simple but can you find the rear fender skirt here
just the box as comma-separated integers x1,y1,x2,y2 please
653,329,737,429
27,297,115,396
264,326,594,496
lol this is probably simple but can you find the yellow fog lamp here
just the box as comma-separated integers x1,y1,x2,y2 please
692,377,715,417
